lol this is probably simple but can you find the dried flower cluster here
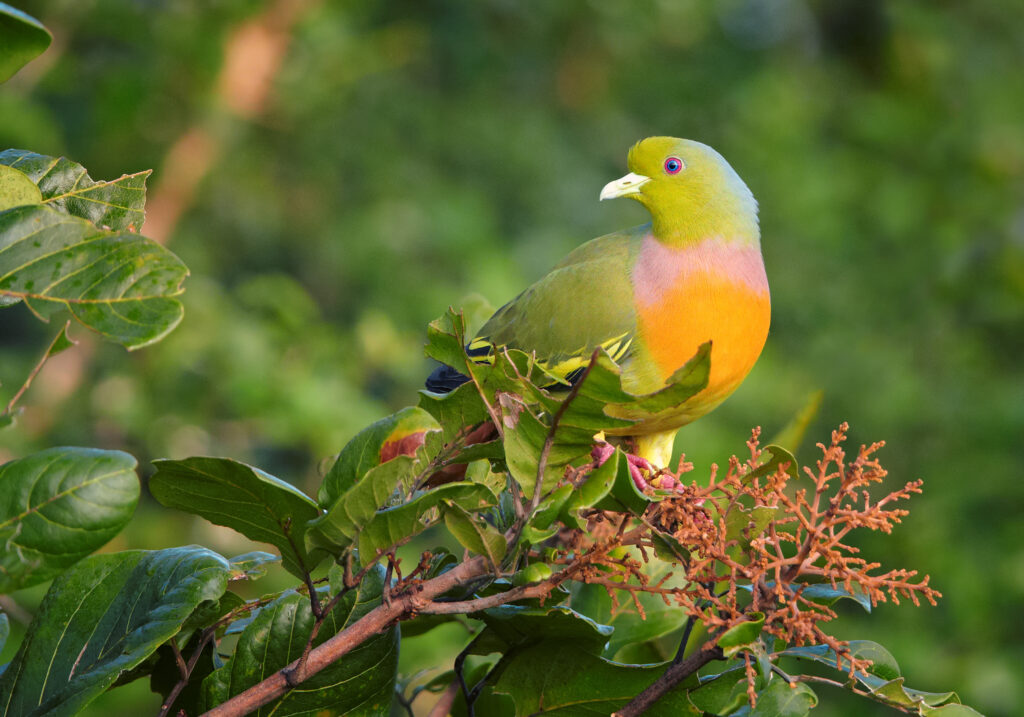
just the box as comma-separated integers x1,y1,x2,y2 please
545,423,939,698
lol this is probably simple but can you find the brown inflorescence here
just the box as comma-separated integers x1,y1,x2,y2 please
551,424,940,705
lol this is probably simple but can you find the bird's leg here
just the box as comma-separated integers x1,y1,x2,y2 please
590,440,656,491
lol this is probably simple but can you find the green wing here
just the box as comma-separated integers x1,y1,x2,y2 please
470,226,645,378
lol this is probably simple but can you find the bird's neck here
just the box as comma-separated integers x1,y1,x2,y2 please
649,186,760,250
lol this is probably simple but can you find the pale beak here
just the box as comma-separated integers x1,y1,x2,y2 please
600,172,650,201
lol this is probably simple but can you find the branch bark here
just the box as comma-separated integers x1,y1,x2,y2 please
203,556,493,716
612,645,724,717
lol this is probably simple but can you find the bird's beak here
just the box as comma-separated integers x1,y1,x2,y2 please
600,172,650,201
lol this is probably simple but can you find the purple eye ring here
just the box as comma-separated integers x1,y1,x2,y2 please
664,156,684,174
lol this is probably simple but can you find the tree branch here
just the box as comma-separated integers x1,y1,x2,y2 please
203,555,492,717
612,645,724,717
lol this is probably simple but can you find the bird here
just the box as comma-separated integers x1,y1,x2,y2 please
427,137,769,488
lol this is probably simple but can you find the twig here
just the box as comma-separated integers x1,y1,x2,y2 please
157,641,191,717
528,350,600,514
203,556,494,716
3,320,72,416
672,616,697,665
612,644,724,717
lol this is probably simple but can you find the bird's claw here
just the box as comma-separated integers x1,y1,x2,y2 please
592,441,680,493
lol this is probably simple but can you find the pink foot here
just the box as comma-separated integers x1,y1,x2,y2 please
626,454,654,491
591,442,656,492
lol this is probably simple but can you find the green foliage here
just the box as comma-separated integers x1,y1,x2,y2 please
0,3,51,83
0,547,230,716
0,149,187,350
149,457,321,579
0,446,139,592
201,566,398,716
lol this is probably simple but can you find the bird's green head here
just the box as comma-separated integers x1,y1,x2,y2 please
601,137,759,246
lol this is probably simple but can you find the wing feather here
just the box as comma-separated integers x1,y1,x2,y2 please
470,226,645,380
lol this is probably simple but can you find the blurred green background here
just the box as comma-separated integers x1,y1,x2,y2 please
1,1,1022,715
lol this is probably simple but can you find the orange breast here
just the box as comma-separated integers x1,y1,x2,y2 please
631,236,770,412
640,275,770,401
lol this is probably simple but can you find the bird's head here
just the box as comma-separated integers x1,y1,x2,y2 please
601,137,759,245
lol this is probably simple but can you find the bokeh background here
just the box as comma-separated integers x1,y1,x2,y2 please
1,1,1022,715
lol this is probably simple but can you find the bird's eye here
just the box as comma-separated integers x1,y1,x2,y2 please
664,157,684,175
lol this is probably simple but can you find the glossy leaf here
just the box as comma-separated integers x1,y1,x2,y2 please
442,500,506,568
778,640,977,713
718,612,766,658
0,4,51,83
418,380,491,442
201,565,398,716
0,546,230,717
780,640,899,680
593,448,654,515
470,605,613,656
501,393,595,499
748,444,799,483
740,678,817,716
686,668,749,715
0,446,139,593
149,457,321,578
227,551,280,581
318,406,440,506
571,571,688,658
306,454,416,560
492,643,695,716
0,205,187,349
0,150,149,232
357,481,496,566
0,164,41,211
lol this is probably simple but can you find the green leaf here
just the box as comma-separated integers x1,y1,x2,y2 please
569,564,687,658
318,406,440,506
559,450,618,530
501,393,596,500
858,674,962,712
306,454,416,560
418,380,491,442
442,500,506,568
725,504,777,549
924,706,986,716
0,446,139,593
748,444,798,483
686,668,749,715
741,678,818,716
718,612,766,658
149,457,321,579
0,4,52,83
0,205,187,349
530,483,573,530
227,551,280,581
593,448,653,515
0,546,229,717
780,640,900,680
775,640,978,713
201,564,398,716
471,605,613,656
0,164,41,211
357,481,496,567
736,581,872,613
0,150,149,232
492,643,696,716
